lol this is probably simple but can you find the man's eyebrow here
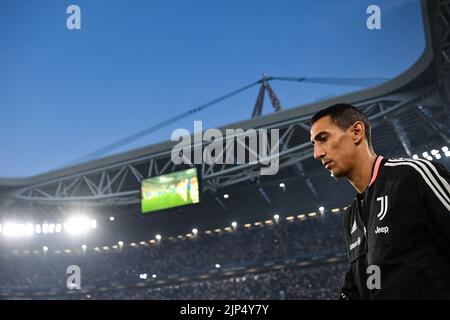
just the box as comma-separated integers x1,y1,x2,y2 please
311,131,328,143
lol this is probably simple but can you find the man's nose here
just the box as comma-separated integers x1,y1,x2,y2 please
313,145,325,160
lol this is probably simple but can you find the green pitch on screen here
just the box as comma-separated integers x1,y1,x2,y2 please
141,168,199,213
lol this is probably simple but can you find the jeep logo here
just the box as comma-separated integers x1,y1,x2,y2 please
375,226,389,234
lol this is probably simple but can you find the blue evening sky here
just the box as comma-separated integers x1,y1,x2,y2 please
0,0,424,177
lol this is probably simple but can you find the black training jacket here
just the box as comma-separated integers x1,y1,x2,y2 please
340,156,450,300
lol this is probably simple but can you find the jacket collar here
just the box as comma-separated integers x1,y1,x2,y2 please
368,155,384,188
356,155,384,200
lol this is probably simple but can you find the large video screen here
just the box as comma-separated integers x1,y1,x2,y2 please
141,168,199,214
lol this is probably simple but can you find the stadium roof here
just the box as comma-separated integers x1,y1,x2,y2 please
0,0,448,247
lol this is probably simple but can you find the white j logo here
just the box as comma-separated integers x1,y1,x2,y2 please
376,196,388,221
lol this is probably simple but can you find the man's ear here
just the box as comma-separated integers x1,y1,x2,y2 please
352,121,365,145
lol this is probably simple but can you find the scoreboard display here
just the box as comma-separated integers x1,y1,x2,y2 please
141,168,199,214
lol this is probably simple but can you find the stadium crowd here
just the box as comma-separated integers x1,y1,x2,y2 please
0,213,347,299
84,262,348,300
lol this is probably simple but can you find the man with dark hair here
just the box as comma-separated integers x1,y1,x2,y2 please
310,103,450,299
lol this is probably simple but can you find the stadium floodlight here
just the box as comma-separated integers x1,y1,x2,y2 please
109,216,115,221
152,274,157,279
422,152,429,158
42,223,49,234
155,234,162,241
445,151,450,158
435,154,442,160
18,223,33,236
35,224,41,234
48,224,55,234
426,156,433,161
279,182,285,188
273,214,280,220
412,154,419,160
231,221,237,229
319,206,325,214
25,223,34,236
0,224,2,233
3,223,34,237
81,244,87,250
64,216,91,235
55,224,62,233
442,146,449,153
3,223,18,236
431,149,439,156
90,220,97,229
43,246,48,252
192,228,198,235
118,241,124,247
140,273,147,280
215,264,221,269
223,194,229,199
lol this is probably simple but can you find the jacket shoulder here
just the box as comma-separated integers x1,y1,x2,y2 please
383,157,450,184
383,157,448,172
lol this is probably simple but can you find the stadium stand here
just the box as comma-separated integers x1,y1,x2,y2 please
0,212,346,299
